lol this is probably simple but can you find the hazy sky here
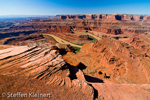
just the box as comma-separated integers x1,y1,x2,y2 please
0,0,150,15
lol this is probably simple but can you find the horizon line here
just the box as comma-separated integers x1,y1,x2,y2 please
0,13,150,16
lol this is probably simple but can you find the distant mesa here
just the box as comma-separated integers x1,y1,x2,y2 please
59,14,150,21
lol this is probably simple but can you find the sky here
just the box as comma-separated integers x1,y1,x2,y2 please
0,0,150,16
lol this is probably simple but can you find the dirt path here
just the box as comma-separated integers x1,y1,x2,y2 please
43,34,82,48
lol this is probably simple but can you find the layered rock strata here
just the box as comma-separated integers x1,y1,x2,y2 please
0,45,149,100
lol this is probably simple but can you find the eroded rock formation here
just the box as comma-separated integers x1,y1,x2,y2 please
1,14,150,100
0,46,94,100
59,14,150,21
0,45,149,100
75,37,150,84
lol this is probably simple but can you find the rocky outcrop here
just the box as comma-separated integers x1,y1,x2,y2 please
91,83,150,100
121,34,150,56
0,46,94,100
76,37,150,84
0,45,150,100
123,15,145,20
2,33,44,44
121,26,150,34
56,43,75,52
0,33,57,46
0,45,16,50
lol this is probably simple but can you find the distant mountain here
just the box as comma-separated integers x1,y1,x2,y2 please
0,15,55,18
0,15,57,22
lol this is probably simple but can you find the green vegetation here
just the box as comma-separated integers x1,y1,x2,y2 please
75,43,84,46
88,35,98,43
73,46,81,54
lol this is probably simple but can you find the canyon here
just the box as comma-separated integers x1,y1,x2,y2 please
0,14,150,100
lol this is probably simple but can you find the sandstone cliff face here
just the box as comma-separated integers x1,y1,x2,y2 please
73,26,123,35
123,15,145,20
59,14,150,21
0,45,150,100
76,37,150,84
0,33,57,46
121,33,150,56
121,26,150,34
0,46,94,100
